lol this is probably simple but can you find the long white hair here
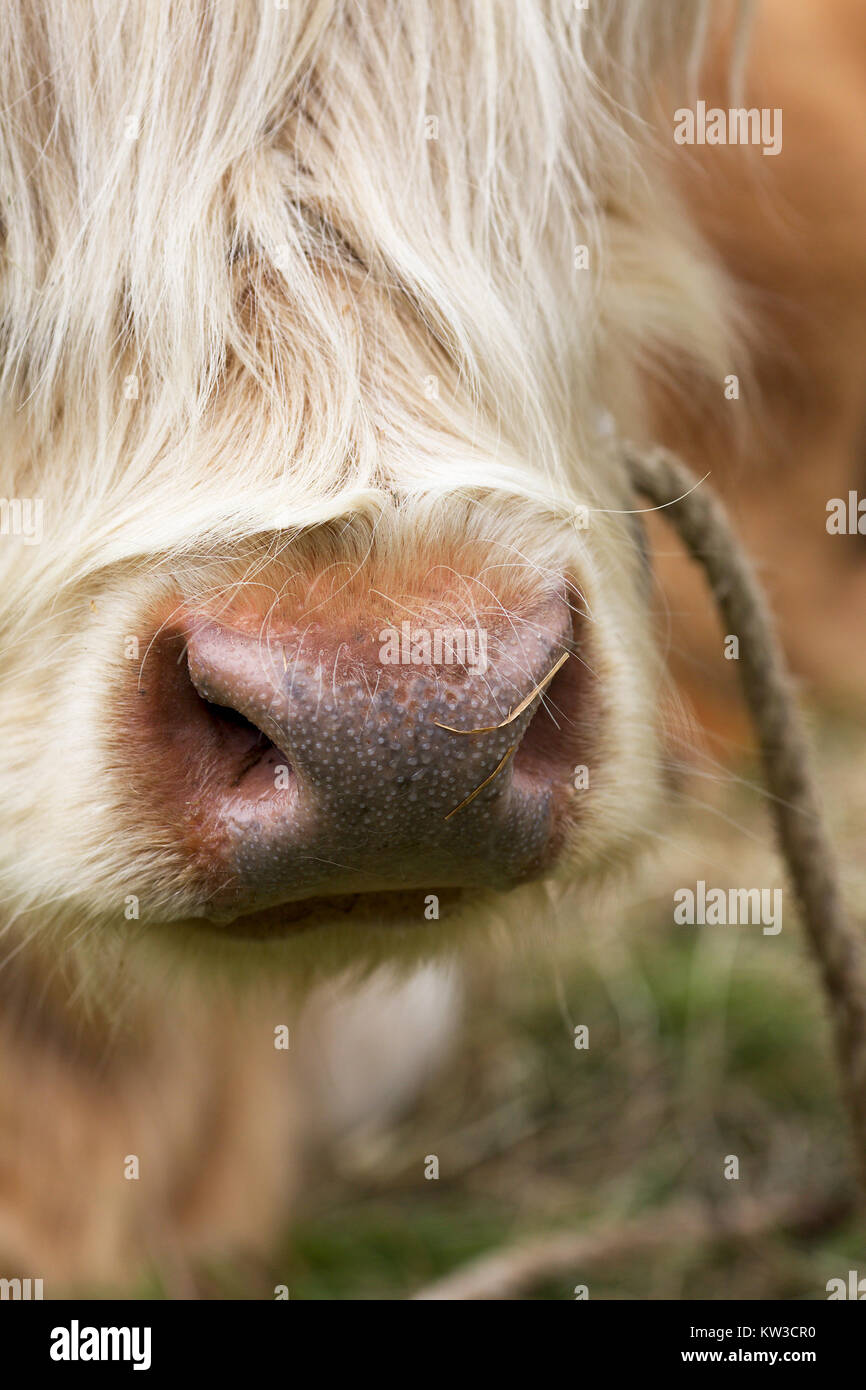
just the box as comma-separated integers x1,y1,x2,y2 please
0,1,739,964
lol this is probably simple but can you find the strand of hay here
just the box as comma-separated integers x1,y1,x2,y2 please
412,1189,850,1300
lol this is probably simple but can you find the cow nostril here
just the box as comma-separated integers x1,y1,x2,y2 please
201,696,265,737
512,643,587,789
193,689,289,794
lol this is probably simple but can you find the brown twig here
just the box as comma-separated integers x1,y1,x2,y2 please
411,1189,851,1300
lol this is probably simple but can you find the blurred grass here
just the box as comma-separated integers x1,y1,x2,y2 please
197,711,865,1300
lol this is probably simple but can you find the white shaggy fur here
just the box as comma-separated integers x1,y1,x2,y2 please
0,1,739,1285
0,0,735,956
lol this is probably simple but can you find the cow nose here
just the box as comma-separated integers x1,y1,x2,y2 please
156,592,585,919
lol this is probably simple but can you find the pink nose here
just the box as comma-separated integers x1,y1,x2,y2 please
142,592,587,921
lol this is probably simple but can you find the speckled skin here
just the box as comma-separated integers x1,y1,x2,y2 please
183,593,578,917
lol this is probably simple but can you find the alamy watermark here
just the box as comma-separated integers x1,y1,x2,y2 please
378,622,488,675
674,102,782,157
0,496,43,545
50,1321,151,1371
827,1270,866,1299
1,1276,43,1299
674,880,783,936
826,492,866,534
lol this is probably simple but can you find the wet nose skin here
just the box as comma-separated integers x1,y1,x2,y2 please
180,592,580,917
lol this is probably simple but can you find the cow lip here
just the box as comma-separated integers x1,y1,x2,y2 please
193,886,468,939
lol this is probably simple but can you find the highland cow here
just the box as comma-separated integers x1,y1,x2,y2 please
0,0,740,1291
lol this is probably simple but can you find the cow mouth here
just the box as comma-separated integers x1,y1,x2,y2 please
193,887,469,939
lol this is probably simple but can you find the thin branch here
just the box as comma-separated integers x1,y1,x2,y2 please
411,1189,851,1300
